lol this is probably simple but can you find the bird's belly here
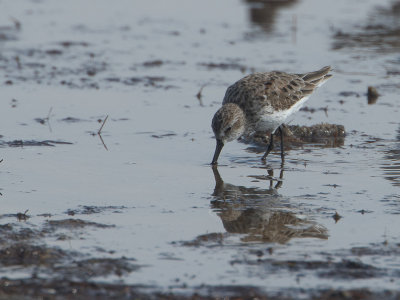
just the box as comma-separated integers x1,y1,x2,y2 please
255,111,288,133
254,95,310,133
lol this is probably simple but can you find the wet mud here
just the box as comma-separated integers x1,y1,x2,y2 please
0,140,72,147
1,0,400,299
248,123,345,150
0,209,140,299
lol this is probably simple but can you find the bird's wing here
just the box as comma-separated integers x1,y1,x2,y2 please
261,72,316,111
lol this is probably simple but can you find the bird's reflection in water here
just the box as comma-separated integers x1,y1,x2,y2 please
381,125,400,187
211,166,328,243
244,0,298,34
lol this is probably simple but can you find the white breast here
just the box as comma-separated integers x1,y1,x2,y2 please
256,95,310,133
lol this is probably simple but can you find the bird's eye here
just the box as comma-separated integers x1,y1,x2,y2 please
225,127,232,133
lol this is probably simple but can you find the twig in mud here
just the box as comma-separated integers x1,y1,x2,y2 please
35,107,53,132
47,107,53,120
98,133,108,151
17,209,29,221
332,211,342,223
15,56,21,69
322,106,328,117
0,159,3,163
46,107,53,132
10,16,21,30
95,115,109,151
196,85,206,107
98,115,109,135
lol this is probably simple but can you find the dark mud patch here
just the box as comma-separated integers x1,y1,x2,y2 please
0,224,398,299
299,105,329,114
351,244,400,256
46,219,115,230
319,260,383,279
0,140,73,147
0,210,31,222
180,232,228,247
246,123,345,149
0,219,140,298
198,61,250,73
332,1,400,52
0,278,149,300
142,59,164,67
59,117,90,123
337,91,360,98
136,131,179,139
58,41,90,48
56,257,139,280
151,132,178,139
34,117,50,125
367,86,379,104
288,123,345,140
1,45,106,88
137,59,185,68
230,257,389,280
0,221,141,298
1,42,175,89
0,224,41,244
182,210,328,245
0,244,68,267
315,289,400,300
121,76,175,89
65,205,127,216
220,210,328,243
0,280,398,300
0,19,20,42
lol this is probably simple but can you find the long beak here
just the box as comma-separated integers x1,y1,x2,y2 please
211,139,224,165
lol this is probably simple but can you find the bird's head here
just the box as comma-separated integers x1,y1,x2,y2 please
211,103,245,165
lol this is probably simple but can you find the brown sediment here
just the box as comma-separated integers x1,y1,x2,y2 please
46,219,115,230
367,86,379,104
248,123,345,148
181,232,227,247
0,140,73,147
198,62,248,72
0,214,139,297
65,205,127,216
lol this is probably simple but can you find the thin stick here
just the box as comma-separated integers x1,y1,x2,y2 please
196,85,206,107
10,16,21,30
98,133,108,151
98,115,109,135
46,107,53,120
46,107,53,132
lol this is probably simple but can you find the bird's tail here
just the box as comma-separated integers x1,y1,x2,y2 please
298,66,332,87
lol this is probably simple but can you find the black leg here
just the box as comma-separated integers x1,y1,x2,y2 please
279,126,285,162
262,132,274,161
275,167,284,189
267,167,284,189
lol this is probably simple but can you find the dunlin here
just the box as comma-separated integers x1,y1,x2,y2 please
211,66,332,164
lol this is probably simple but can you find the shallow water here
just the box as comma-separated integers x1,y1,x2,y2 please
1,0,400,298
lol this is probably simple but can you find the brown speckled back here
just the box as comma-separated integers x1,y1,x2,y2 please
222,66,332,128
